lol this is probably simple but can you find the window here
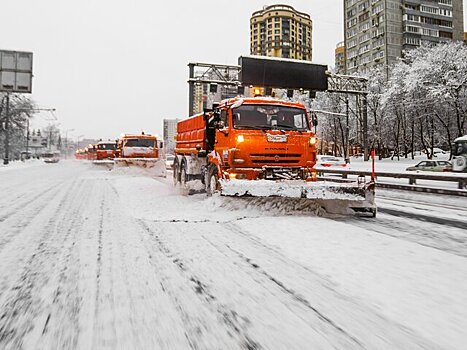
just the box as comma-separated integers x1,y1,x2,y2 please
220,109,228,127
422,28,439,37
404,36,420,45
405,25,421,34
421,5,439,14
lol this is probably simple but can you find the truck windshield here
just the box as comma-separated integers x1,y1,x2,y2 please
124,139,155,147
98,143,116,150
232,105,310,131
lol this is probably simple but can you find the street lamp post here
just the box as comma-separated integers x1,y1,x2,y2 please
63,129,74,159
76,135,84,151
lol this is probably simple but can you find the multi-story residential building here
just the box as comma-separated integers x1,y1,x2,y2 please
335,41,346,73
163,119,180,154
344,0,464,75
250,4,313,61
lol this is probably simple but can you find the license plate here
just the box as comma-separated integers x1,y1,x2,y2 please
266,134,288,143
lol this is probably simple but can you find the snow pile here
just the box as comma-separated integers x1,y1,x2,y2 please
206,195,325,216
219,179,365,200
0,159,44,172
112,160,166,178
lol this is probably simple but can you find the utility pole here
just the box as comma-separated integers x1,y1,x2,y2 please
345,94,350,162
3,93,10,165
25,117,30,158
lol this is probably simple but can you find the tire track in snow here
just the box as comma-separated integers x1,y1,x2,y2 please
136,219,260,350
337,214,467,258
140,217,436,350
0,179,67,224
91,188,117,350
0,177,87,349
0,180,69,255
137,219,365,350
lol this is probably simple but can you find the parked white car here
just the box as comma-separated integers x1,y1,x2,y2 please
165,155,175,169
316,155,347,168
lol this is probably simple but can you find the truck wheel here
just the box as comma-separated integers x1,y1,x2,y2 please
206,166,219,196
180,163,188,188
173,160,180,186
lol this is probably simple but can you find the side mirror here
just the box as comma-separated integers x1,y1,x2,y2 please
159,141,164,149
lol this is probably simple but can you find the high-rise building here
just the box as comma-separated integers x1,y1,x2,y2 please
163,119,180,154
335,41,346,73
344,0,464,75
250,4,313,61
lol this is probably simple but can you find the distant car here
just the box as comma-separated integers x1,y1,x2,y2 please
316,155,347,168
43,151,60,163
165,155,175,169
406,160,452,172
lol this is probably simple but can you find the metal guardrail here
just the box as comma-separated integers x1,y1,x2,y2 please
317,169,467,196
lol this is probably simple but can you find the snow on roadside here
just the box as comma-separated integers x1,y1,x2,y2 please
0,159,45,172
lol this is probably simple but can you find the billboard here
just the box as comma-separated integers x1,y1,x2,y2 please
239,55,328,91
0,50,33,93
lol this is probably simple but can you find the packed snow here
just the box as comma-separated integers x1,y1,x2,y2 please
0,160,466,350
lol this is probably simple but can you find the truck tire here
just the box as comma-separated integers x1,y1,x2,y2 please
173,159,180,186
180,162,188,188
206,165,219,196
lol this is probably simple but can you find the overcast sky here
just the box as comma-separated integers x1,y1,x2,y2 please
1,0,466,140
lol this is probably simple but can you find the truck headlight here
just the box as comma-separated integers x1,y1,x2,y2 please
237,135,245,143
309,136,317,145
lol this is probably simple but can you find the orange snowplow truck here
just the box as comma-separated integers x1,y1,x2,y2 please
95,140,117,160
173,97,318,192
115,133,161,159
114,133,166,175
173,96,376,216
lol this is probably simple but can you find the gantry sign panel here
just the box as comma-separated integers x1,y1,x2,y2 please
0,50,33,93
238,55,328,91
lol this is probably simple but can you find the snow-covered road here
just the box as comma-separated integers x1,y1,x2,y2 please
0,161,466,350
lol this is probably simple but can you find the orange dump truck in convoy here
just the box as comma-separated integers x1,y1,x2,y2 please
85,144,97,161
93,140,117,166
113,133,166,176
173,97,376,216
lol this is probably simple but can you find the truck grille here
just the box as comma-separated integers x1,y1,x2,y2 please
252,159,300,164
250,153,301,165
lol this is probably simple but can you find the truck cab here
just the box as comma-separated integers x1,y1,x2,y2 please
96,140,117,160
117,133,162,159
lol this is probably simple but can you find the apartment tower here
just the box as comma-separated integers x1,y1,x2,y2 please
250,4,313,61
344,0,464,75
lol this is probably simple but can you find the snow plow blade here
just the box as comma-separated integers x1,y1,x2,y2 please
92,159,115,169
113,158,167,177
218,179,376,216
